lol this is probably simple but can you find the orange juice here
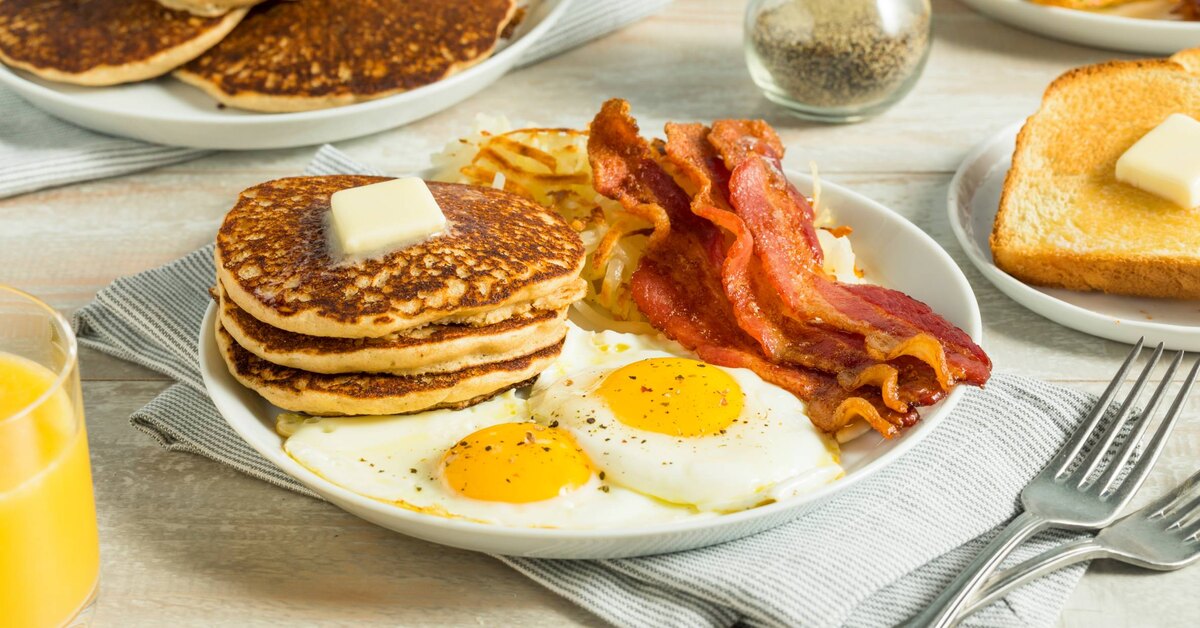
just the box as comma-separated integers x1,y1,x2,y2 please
0,351,99,628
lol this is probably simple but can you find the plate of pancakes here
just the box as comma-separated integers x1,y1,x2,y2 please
200,103,989,558
0,0,568,149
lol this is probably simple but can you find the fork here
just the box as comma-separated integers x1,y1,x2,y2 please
904,339,1198,628
958,467,1200,622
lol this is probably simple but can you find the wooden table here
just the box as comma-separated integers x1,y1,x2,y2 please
3,1,1197,625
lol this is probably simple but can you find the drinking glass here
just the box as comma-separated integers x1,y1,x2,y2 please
0,285,100,627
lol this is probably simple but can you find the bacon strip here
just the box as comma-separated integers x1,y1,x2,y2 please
664,123,944,411
710,121,992,388
588,100,913,436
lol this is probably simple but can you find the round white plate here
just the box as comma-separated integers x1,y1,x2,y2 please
961,0,1200,54
0,1,568,150
949,121,1200,351
200,171,982,558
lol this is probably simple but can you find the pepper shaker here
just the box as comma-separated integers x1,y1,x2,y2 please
745,0,932,123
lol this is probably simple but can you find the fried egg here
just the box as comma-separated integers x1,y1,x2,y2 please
278,323,842,527
278,390,702,528
529,327,843,513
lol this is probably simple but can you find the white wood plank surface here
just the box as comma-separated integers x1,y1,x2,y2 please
1,0,1197,625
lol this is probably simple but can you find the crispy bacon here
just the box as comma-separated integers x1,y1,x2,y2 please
711,122,992,389
589,99,914,436
631,218,915,437
664,122,944,412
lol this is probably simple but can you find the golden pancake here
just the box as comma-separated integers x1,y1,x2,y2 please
174,0,518,112
157,0,263,17
215,321,563,416
215,175,586,339
216,281,570,376
0,0,246,86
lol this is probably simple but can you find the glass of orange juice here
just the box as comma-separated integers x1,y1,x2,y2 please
0,285,100,627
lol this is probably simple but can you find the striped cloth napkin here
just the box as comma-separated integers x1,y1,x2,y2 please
0,0,669,199
72,145,1100,628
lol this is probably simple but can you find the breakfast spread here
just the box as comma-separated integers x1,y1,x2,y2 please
992,47,1200,299
204,100,991,528
0,0,520,110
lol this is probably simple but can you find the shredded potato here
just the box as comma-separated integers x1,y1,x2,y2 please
431,117,653,325
430,117,862,327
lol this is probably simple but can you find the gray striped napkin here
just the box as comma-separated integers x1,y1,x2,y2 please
0,0,669,199
72,145,1095,628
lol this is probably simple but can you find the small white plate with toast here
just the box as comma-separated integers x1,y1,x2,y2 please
0,0,568,150
950,121,1200,351
961,0,1200,55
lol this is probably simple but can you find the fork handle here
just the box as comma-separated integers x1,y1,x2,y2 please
902,511,1049,628
958,538,1107,620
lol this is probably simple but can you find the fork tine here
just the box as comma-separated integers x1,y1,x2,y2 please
1104,356,1200,505
1045,338,1145,479
1154,469,1200,519
1097,349,1183,495
1073,342,1164,486
1170,493,1200,529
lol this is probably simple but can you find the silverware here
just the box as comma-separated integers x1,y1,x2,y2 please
960,467,1200,621
905,340,1196,628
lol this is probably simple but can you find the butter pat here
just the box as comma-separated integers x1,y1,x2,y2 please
330,178,447,255
1115,113,1200,209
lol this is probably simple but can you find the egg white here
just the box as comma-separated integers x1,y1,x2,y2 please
278,323,843,527
529,330,844,513
278,390,705,529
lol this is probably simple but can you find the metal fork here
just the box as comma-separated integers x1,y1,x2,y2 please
958,467,1200,621
905,340,1198,628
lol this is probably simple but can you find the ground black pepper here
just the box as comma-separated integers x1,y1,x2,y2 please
748,0,930,110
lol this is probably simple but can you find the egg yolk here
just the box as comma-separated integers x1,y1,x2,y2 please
439,423,593,503
596,358,745,437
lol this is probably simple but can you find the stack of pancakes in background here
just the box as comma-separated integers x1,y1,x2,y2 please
213,175,587,415
0,0,518,111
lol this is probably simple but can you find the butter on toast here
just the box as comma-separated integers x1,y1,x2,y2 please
992,48,1200,299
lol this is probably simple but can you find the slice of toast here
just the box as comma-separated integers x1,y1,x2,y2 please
992,48,1200,299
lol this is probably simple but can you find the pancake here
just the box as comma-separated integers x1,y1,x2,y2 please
174,0,518,112
0,0,246,86
157,0,263,17
215,321,562,416
216,281,570,375
215,176,586,339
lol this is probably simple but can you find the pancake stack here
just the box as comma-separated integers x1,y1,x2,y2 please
0,0,517,109
213,176,586,416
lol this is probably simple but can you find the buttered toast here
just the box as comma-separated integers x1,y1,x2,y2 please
992,48,1200,300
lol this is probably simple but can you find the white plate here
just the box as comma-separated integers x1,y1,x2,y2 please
949,121,1200,351
961,0,1200,55
200,170,982,558
0,1,568,150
